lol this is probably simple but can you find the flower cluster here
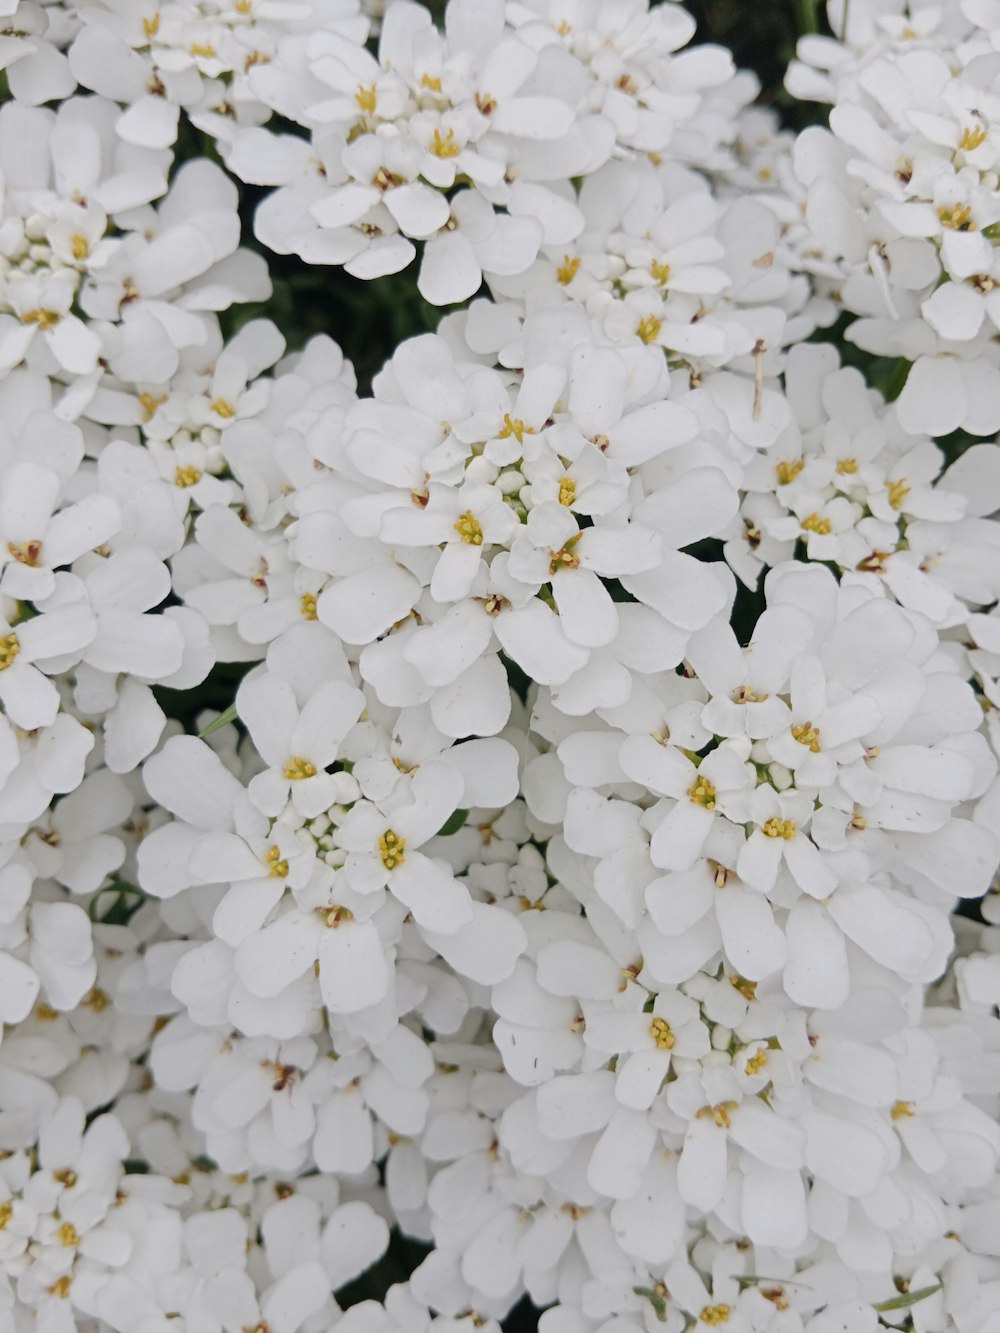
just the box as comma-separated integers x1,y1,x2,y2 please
1,2,999,1332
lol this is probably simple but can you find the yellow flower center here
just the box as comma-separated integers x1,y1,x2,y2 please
688,776,717,809
21,308,61,330
48,1276,73,1299
7,540,42,566
649,1017,675,1050
283,757,317,781
801,512,832,535
891,1100,915,1120
791,721,821,753
143,15,160,39
745,1048,768,1075
431,127,460,158
190,42,217,58
355,85,377,115
454,510,484,545
322,904,354,929
636,314,661,344
266,846,289,878
0,1201,11,1229
836,457,857,475
558,477,576,507
0,633,20,671
549,538,581,575
730,974,756,1000
300,593,318,620
697,1101,738,1129
58,1221,80,1247
53,1168,77,1187
887,478,910,510
83,987,109,1011
71,234,89,261
498,413,533,443
138,391,166,421
210,397,236,418
420,72,442,91
556,254,581,285
379,829,406,870
775,458,804,485
650,260,672,285
938,202,974,231
372,166,405,192
960,125,987,152
762,817,796,840
700,1306,731,1326
174,464,202,488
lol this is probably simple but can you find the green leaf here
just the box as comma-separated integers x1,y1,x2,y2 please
435,808,469,837
873,1283,942,1313
198,703,238,738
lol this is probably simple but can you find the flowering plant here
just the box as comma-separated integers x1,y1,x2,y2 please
1,1,1000,1331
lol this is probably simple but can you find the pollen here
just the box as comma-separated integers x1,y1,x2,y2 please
71,234,89,261
265,846,289,878
938,202,974,231
379,829,406,870
210,397,236,418
697,1101,738,1129
0,634,20,672
420,72,442,91
53,1168,77,1187
283,756,317,781
649,1017,675,1050
791,721,821,752
745,1048,768,1075
174,464,202,488
650,260,672,285
138,391,166,420
83,987,109,1012
498,413,534,443
836,457,858,474
549,538,581,574
891,1099,916,1120
454,510,484,545
700,1306,731,1325
960,125,987,151
190,42,217,58
775,458,804,485
730,974,756,1000
0,1201,11,1229
431,127,460,158
887,478,910,510
556,254,581,285
636,314,661,344
762,817,796,840
58,1221,80,1247
21,308,61,330
476,92,497,116
688,776,717,810
801,512,832,535
49,1276,73,1299
7,540,42,566
300,592,318,620
325,906,357,927
558,476,576,507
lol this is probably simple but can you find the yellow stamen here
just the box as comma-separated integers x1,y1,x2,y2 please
0,1201,11,1229
0,634,20,671
650,260,672,285
745,1048,768,1075
549,538,581,575
775,458,804,485
791,721,821,753
801,512,832,535
300,593,318,621
557,477,576,507
378,829,406,870
58,1221,80,1247
960,125,987,152
210,397,236,419
420,73,442,92
190,42,217,58
688,776,717,810
53,1168,77,1187
891,1100,915,1120
7,540,42,566
938,202,974,231
836,457,858,474
730,974,756,1000
143,14,160,39
48,1276,72,1299
649,1016,675,1050
887,478,910,510
762,817,796,840
265,846,289,878
71,234,89,261
83,987,109,1011
174,464,202,488
20,308,60,330
700,1306,731,1326
697,1101,738,1129
138,391,166,421
431,127,460,158
283,757,317,781
453,510,484,545
497,413,533,444
636,314,661,344
355,85,377,115
556,254,581,285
